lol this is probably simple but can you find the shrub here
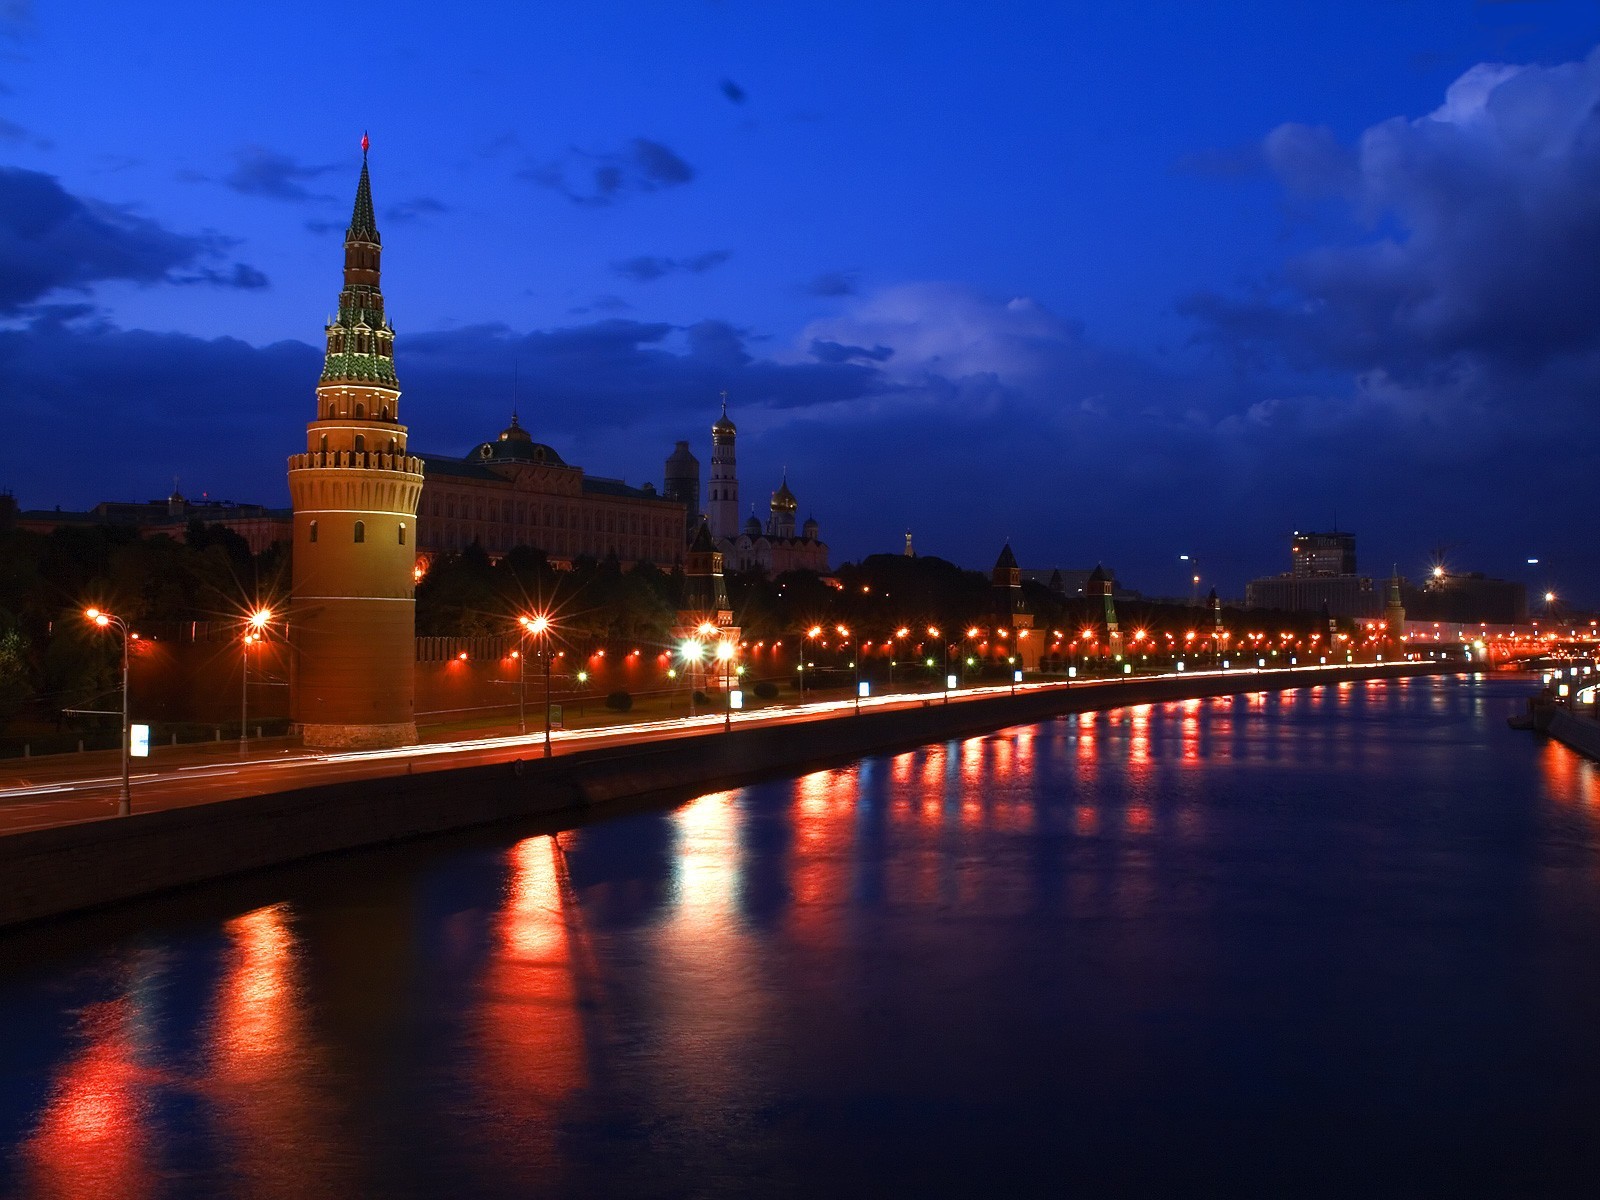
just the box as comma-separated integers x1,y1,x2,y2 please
692,690,710,706
604,690,633,712
753,680,779,700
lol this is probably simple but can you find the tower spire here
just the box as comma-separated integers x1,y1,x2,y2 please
348,141,379,244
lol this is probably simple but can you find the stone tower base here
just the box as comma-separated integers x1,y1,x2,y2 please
301,722,418,751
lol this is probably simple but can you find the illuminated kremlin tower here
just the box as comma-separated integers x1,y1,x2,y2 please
287,139,425,748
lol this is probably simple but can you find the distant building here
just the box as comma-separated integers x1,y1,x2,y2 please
704,401,828,575
1405,571,1527,625
13,490,291,554
663,440,701,532
414,414,686,568
1246,574,1380,617
1020,566,1136,600
1292,530,1357,577
1248,529,1378,617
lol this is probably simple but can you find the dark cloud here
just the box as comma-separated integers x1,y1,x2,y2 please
3,277,1596,598
385,196,449,223
631,138,694,186
0,166,267,313
173,262,269,290
720,78,747,104
223,146,337,202
611,249,730,282
1186,51,1600,383
806,270,858,297
521,137,696,206
566,294,632,315
809,339,893,364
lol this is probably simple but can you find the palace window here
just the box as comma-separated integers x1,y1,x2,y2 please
355,403,365,419
355,434,365,453
354,520,365,543
309,520,318,543
398,523,406,546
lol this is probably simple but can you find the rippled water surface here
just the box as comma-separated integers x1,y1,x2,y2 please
3,675,1600,1196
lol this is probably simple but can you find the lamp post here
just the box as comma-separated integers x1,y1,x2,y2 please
928,625,947,703
837,625,861,713
680,636,706,717
84,607,131,817
519,614,553,755
240,607,271,755
802,625,822,700
717,639,736,730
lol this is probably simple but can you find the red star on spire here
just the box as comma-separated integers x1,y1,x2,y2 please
361,131,370,155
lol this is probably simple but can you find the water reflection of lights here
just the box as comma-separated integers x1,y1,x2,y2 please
207,903,347,1196
21,996,153,1198
472,834,588,1168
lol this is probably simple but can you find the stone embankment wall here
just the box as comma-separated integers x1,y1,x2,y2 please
1545,709,1600,761
0,662,1460,930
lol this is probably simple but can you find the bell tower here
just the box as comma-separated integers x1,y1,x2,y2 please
287,138,426,748
706,394,739,540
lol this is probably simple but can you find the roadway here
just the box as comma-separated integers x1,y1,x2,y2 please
0,661,1447,838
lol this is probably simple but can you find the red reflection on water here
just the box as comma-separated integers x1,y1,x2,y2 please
1539,738,1600,819
1075,805,1099,835
1181,707,1201,766
1075,711,1098,766
890,751,913,786
959,736,985,785
1126,805,1153,834
473,835,588,1162
21,996,154,1200
792,773,851,905
207,904,349,1196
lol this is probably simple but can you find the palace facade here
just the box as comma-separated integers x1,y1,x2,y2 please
414,415,687,569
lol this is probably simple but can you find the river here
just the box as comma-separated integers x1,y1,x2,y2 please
1,673,1597,1196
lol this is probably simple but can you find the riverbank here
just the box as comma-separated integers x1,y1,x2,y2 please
0,660,1463,930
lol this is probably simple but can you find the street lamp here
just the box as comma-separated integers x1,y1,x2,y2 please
680,636,706,716
836,625,862,713
928,625,947,703
518,613,553,756
891,626,909,689
717,639,736,730
801,625,823,699
240,607,272,754
84,607,132,817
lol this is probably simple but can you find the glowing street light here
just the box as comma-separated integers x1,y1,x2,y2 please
518,613,555,755
240,607,272,755
84,607,132,817
801,624,824,699
680,636,707,716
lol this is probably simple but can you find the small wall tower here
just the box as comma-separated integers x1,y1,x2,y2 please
1385,568,1407,654
287,139,425,748
706,395,739,540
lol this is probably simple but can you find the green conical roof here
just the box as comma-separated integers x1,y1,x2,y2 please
347,156,380,243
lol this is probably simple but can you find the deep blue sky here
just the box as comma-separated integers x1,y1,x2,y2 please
3,1,1600,601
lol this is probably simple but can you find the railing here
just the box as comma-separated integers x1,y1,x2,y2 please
287,451,424,473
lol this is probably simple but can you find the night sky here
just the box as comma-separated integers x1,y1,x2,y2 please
3,1,1599,602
